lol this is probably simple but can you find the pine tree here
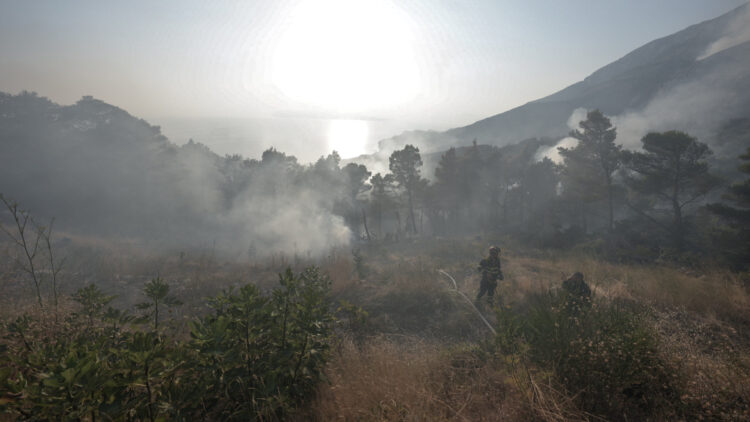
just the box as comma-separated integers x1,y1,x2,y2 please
369,173,396,236
622,131,721,250
434,147,462,226
389,145,423,234
707,147,750,267
559,110,621,233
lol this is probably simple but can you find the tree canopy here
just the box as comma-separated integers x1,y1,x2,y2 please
622,130,721,249
559,110,621,232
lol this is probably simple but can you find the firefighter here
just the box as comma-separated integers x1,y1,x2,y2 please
562,272,592,312
476,246,503,303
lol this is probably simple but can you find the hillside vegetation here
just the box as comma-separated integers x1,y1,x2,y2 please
2,93,750,419
2,234,749,421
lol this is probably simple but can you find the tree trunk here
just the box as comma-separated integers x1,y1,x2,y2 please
395,211,402,240
607,176,614,233
375,204,382,238
672,172,683,250
407,189,417,234
361,208,371,241
153,301,159,331
672,197,683,250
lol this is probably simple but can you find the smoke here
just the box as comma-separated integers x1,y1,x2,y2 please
544,61,748,160
612,81,730,150
605,4,750,155
534,137,578,163
222,179,352,257
614,5,750,154
533,107,586,163
538,39,750,160
161,146,355,257
612,57,749,156
0,93,354,258
550,24,750,158
566,108,588,131
698,5,750,60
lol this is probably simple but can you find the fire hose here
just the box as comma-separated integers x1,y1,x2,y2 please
438,269,497,336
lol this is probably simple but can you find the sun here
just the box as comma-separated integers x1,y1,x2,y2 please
271,0,420,114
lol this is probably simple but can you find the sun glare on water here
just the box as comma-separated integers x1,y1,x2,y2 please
271,0,421,114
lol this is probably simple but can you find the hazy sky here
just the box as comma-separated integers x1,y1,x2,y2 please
1,0,746,160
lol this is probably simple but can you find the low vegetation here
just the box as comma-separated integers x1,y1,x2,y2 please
2,236,748,421
1,268,334,421
0,125,749,419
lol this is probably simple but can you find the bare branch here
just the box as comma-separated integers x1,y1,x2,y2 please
0,194,45,310
37,217,64,313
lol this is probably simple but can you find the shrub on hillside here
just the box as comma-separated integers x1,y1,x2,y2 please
496,290,681,421
0,267,334,421
188,267,334,420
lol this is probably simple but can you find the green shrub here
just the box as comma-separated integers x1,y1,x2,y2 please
0,267,334,421
1,315,176,421
187,267,334,420
497,290,681,421
135,277,182,331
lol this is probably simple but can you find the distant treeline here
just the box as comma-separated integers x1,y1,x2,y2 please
0,92,748,267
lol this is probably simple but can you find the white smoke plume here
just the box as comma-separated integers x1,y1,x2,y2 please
223,189,351,257
0,94,355,259
533,107,586,163
698,5,750,60
534,137,578,163
612,61,748,156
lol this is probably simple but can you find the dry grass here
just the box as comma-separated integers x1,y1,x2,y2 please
319,249,358,295
314,240,750,420
301,336,527,421
655,309,750,420
301,335,596,422
502,253,750,322
4,236,750,420
354,240,750,331
412,239,750,324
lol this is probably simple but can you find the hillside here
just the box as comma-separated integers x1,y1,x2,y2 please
375,4,750,159
0,92,221,239
0,92,352,254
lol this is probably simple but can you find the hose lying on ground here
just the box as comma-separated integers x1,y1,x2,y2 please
438,269,497,336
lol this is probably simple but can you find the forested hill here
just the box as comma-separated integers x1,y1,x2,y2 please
0,92,356,254
0,92,216,237
0,91,561,253
376,3,750,158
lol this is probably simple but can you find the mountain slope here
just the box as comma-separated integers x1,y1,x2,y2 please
377,4,750,157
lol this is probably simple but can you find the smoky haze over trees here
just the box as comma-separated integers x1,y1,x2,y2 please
0,92,353,256
0,91,748,266
370,3,750,180
1,5,749,265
